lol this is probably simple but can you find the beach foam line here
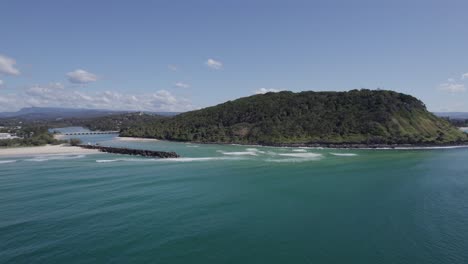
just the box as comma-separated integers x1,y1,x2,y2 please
330,153,358,156
0,160,17,164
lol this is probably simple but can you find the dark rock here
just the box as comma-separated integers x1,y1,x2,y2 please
79,145,179,158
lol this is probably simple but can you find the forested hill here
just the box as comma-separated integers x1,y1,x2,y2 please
120,90,467,145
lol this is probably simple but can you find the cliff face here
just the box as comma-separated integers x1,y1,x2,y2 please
121,89,467,145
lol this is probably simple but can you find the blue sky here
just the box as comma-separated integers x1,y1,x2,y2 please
1,0,468,112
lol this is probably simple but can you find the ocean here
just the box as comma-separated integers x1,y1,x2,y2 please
1,129,468,263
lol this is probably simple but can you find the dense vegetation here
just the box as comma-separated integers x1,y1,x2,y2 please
0,113,163,132
67,113,166,131
446,118,468,128
120,90,467,145
0,126,66,147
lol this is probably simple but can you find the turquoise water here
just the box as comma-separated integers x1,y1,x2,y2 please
1,132,468,263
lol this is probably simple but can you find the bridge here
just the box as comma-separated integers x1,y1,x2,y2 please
58,131,120,136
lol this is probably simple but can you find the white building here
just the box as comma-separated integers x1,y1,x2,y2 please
0,133,19,139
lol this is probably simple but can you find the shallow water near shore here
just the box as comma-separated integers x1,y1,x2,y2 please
2,131,468,263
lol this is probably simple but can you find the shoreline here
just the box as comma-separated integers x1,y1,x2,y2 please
159,138,468,150
0,144,101,157
118,134,468,149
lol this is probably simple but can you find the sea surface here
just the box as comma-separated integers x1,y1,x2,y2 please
1,128,468,263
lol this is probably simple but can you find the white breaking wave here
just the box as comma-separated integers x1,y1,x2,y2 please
26,155,86,162
278,153,323,158
266,158,320,163
96,156,245,163
0,160,17,164
330,153,358,156
186,145,200,148
157,157,244,162
292,149,307,152
96,159,119,163
245,148,266,154
217,150,258,156
265,152,324,162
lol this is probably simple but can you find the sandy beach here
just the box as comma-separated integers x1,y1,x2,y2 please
0,144,101,157
116,137,159,142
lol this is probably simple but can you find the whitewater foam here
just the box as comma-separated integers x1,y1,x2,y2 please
25,154,86,162
246,148,266,154
217,150,258,156
96,159,119,163
0,160,17,164
278,153,323,158
330,153,358,156
96,156,245,163
292,149,307,152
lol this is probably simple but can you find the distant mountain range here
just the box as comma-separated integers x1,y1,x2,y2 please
0,107,178,120
434,112,468,119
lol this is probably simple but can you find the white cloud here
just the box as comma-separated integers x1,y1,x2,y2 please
254,88,280,94
438,82,466,93
174,82,190,88
0,84,194,112
462,73,468,80
0,54,20,76
66,69,98,84
168,65,178,71
205,58,223,70
0,80,3,87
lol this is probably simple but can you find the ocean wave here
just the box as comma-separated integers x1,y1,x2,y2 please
292,149,307,152
217,150,258,156
330,153,358,156
96,159,119,163
278,153,323,158
158,157,245,162
25,155,86,162
265,158,320,163
0,160,17,164
264,152,324,162
96,156,245,163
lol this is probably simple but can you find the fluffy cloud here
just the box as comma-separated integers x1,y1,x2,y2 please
0,54,20,76
168,65,178,71
174,82,190,88
0,80,3,87
66,69,98,84
438,82,466,93
0,84,194,112
254,88,280,94
205,58,223,70
462,73,468,80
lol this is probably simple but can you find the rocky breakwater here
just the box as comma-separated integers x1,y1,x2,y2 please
79,145,180,158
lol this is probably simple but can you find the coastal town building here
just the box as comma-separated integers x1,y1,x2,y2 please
0,133,19,139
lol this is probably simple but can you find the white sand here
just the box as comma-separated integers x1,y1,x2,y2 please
116,137,159,142
0,144,101,157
